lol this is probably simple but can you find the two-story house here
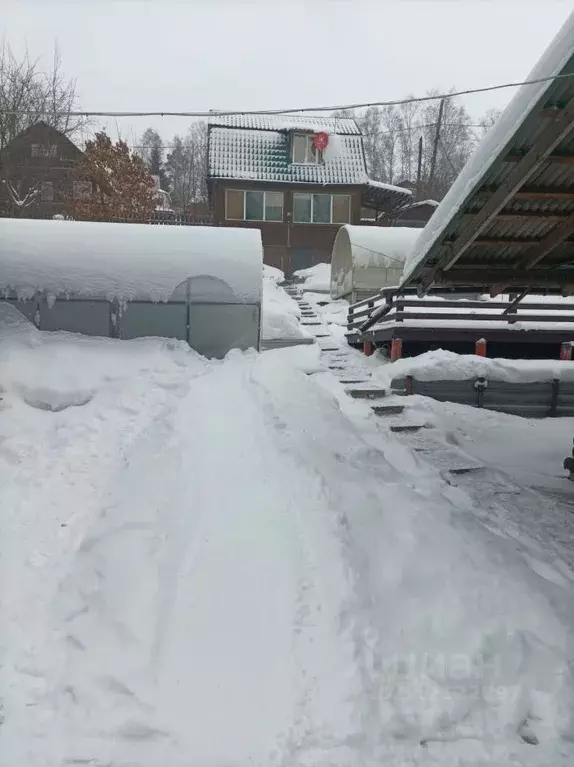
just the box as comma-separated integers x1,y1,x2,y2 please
207,114,412,274
0,121,89,218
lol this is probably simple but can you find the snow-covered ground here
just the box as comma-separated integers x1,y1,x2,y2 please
2,300,574,767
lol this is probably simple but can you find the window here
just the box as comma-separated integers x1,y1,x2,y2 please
292,193,351,224
73,181,92,200
31,144,58,158
292,134,321,165
245,190,264,221
225,189,244,220
41,182,53,202
225,189,284,222
332,194,351,224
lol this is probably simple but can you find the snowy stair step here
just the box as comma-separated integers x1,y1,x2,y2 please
347,388,387,400
339,378,369,385
394,432,484,475
371,404,405,415
302,321,322,326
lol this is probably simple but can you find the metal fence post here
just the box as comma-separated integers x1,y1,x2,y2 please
474,376,487,408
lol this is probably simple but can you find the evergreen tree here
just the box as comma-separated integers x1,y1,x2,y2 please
139,127,168,190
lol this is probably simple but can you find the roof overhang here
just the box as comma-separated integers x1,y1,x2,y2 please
361,180,413,214
400,13,574,297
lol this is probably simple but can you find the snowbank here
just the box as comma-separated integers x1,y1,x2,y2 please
372,349,574,387
261,265,310,341
0,218,263,303
294,262,331,292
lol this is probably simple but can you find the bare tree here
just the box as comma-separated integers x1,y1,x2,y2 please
335,91,497,202
2,178,40,215
166,121,208,210
0,40,87,152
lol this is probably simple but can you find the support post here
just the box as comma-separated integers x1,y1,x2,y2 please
363,341,374,357
406,374,414,395
391,338,403,362
560,342,572,360
550,378,560,417
475,338,487,357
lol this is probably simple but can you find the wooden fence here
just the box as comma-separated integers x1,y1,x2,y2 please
347,292,574,334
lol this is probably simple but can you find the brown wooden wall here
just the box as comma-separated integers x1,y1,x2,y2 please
210,180,363,274
0,122,84,219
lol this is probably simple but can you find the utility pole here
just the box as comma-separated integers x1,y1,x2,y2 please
428,98,445,198
416,136,423,201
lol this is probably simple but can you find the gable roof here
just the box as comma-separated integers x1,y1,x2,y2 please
208,113,368,186
400,12,574,295
0,120,83,159
209,127,368,186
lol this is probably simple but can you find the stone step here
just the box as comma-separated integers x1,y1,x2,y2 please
371,404,405,415
320,347,340,352
339,378,369,385
302,321,322,326
347,388,387,400
391,431,484,475
389,423,425,433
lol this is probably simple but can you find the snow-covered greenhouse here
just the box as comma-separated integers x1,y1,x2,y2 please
0,218,263,358
330,225,421,303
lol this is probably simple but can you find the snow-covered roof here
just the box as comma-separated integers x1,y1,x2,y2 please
209,113,361,135
331,225,420,299
0,219,263,304
365,179,414,196
400,199,439,210
401,12,574,293
208,126,368,185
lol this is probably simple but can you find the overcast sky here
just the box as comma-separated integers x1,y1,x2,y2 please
2,0,572,146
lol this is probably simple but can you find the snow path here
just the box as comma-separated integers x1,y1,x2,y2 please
2,324,574,765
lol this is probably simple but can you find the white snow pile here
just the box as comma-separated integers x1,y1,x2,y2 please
1,316,574,765
371,349,574,388
0,218,263,303
294,262,331,293
261,265,310,340
322,132,346,163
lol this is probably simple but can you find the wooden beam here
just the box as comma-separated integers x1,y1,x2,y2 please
473,238,542,246
433,268,574,290
506,151,574,165
427,96,574,276
514,189,574,200
464,211,574,221
520,212,574,270
502,288,529,315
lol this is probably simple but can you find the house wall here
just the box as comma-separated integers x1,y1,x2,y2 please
0,123,84,218
211,180,363,275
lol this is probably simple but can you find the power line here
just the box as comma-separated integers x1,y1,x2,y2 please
1,71,573,119
126,123,490,150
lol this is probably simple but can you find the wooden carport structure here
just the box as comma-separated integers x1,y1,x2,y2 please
400,12,574,299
